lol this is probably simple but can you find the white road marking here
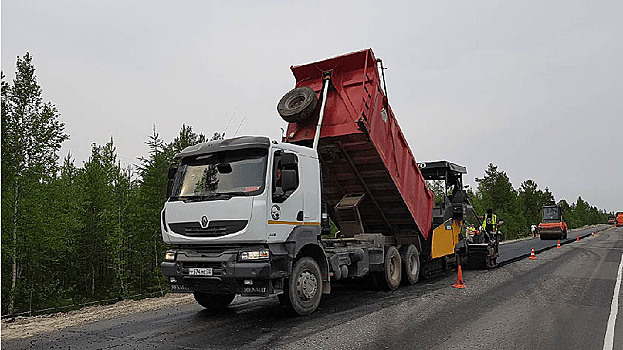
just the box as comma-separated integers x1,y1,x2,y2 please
604,252,623,350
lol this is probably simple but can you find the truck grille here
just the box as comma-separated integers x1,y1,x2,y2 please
169,220,248,237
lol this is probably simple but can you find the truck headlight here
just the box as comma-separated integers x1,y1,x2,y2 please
165,251,176,261
239,250,270,261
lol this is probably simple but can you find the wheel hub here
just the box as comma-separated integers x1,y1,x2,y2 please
296,270,318,300
389,255,400,280
410,254,419,275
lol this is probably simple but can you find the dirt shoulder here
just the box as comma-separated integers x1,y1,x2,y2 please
1,293,194,341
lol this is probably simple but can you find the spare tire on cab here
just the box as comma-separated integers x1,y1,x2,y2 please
277,87,318,123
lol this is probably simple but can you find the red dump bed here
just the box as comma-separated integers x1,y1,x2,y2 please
285,49,434,239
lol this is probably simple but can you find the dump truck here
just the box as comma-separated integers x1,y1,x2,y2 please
160,49,470,315
538,204,568,240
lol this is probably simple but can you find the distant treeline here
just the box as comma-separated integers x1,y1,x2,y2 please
467,164,610,239
1,53,217,316
0,53,611,316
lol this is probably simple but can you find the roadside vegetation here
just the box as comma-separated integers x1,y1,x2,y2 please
469,164,610,240
1,53,612,317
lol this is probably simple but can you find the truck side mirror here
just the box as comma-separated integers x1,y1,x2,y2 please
167,167,178,180
166,167,178,198
280,153,298,168
217,163,232,174
281,169,298,192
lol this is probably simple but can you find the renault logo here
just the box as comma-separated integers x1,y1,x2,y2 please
271,205,281,220
201,215,209,228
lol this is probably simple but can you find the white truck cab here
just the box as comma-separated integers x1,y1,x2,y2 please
161,136,321,245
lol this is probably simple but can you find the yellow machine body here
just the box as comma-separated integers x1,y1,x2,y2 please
431,219,462,259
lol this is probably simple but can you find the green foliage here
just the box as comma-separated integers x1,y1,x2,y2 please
472,164,524,238
517,180,555,227
559,197,610,229
1,53,212,315
426,180,446,204
470,163,609,240
2,53,69,314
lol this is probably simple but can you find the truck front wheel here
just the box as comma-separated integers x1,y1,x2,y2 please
281,257,323,315
193,292,235,310
372,246,402,290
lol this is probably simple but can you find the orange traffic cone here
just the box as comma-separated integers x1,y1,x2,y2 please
577,235,580,242
557,240,561,248
592,231,595,237
529,247,537,260
453,265,466,288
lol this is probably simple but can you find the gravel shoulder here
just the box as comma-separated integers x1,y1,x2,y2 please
1,293,194,341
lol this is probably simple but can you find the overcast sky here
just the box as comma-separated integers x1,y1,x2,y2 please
2,0,621,212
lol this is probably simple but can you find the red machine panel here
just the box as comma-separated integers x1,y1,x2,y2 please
285,49,434,239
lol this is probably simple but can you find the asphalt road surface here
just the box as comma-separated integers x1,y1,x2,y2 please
498,225,610,264
3,225,621,350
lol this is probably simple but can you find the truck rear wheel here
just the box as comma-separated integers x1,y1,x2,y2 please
281,257,323,315
193,292,235,310
277,87,318,123
401,244,420,285
372,246,402,290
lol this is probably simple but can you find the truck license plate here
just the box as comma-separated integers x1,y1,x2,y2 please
188,267,213,276
170,284,191,292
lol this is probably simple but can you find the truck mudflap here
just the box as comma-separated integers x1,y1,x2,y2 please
161,246,288,297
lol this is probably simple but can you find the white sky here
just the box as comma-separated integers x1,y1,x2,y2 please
2,0,621,212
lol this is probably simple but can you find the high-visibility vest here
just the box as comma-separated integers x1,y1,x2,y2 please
482,214,497,231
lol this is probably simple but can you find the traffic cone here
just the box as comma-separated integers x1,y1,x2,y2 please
453,265,466,289
529,247,537,260
557,240,561,248
577,235,580,242
592,231,595,237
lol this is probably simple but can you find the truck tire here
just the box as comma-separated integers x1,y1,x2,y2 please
281,257,323,315
401,244,420,285
193,292,235,310
372,246,402,290
277,87,318,123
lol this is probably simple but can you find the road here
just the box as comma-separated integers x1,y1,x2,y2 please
3,225,620,350
498,225,609,264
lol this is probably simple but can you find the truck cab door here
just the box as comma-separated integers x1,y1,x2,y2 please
268,150,304,242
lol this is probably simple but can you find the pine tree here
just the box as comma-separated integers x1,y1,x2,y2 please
473,163,524,238
1,53,69,313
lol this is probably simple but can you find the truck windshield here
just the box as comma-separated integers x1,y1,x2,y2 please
172,148,267,200
542,207,561,221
